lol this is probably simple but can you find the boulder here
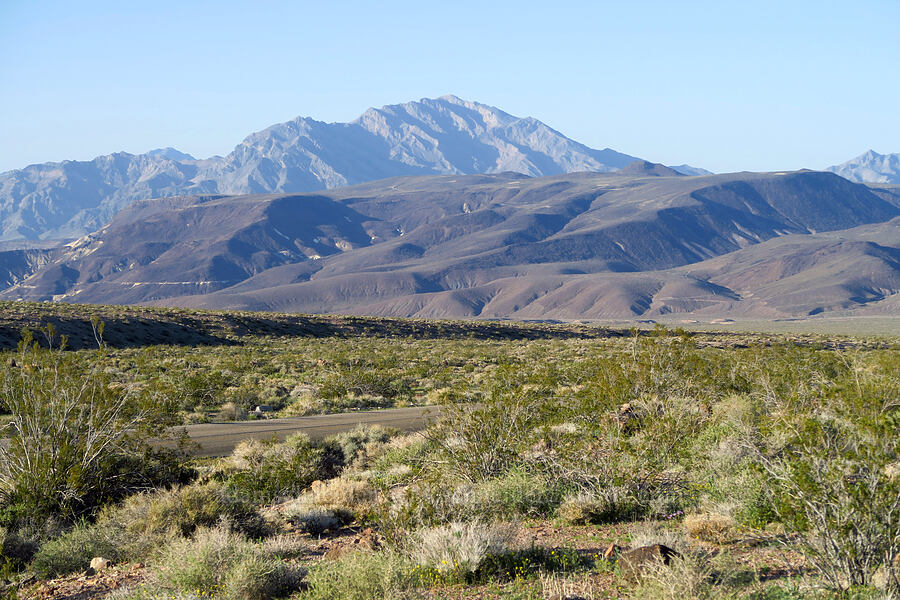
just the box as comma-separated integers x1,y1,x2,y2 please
617,544,680,581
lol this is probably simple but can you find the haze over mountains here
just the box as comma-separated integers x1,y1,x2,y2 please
3,166,898,319
0,95,689,242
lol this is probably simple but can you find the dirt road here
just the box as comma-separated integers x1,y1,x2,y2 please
169,405,440,457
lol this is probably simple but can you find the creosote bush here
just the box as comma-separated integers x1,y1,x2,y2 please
0,328,185,524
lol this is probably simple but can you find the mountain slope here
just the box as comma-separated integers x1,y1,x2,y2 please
827,150,900,184
3,169,897,318
0,96,646,241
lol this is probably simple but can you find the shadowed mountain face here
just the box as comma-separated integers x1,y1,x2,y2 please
0,96,653,242
2,169,898,319
828,150,900,184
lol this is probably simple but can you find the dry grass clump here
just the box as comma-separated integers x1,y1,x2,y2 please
217,401,247,421
558,492,603,525
629,551,743,600
258,534,309,559
148,523,305,600
302,476,378,514
683,512,736,544
280,476,378,532
303,548,413,600
557,487,634,525
539,572,600,599
628,521,689,553
408,521,517,576
286,506,342,535
100,481,261,541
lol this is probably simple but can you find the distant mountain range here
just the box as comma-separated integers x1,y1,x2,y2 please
1,95,898,320
0,95,712,242
827,150,900,184
3,166,898,319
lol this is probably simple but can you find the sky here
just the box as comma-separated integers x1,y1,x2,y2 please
1,0,898,174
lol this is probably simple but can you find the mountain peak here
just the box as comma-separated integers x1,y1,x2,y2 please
827,150,900,184
0,95,641,241
146,147,195,161
619,160,683,177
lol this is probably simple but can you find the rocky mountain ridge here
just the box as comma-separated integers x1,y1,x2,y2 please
0,95,675,242
827,150,900,184
3,167,897,319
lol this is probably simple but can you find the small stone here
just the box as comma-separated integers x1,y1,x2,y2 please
89,557,111,571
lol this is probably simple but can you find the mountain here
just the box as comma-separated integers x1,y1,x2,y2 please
669,164,714,176
146,147,196,161
3,169,897,319
827,150,900,184
0,96,650,242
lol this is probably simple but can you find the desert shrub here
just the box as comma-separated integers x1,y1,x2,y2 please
286,507,342,536
407,521,516,582
176,370,233,411
0,330,185,523
429,365,558,482
558,492,604,525
328,425,392,469
373,478,483,542
0,517,64,569
151,524,304,600
217,401,248,421
474,468,562,517
221,433,342,503
629,552,743,600
97,481,265,557
285,476,378,521
683,512,736,544
30,520,120,577
318,368,402,400
304,549,414,600
558,487,642,525
628,521,688,553
748,352,900,593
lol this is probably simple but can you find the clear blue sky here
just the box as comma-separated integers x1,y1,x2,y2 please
2,0,898,174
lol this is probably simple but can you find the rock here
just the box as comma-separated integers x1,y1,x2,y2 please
89,557,111,571
83,567,96,577
617,544,680,580
603,543,621,559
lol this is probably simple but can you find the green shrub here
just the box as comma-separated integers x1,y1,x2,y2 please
151,524,303,600
30,520,119,577
474,469,561,517
749,351,900,593
97,481,265,558
0,330,185,523
0,517,63,569
328,425,392,469
221,433,342,503
304,549,413,600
